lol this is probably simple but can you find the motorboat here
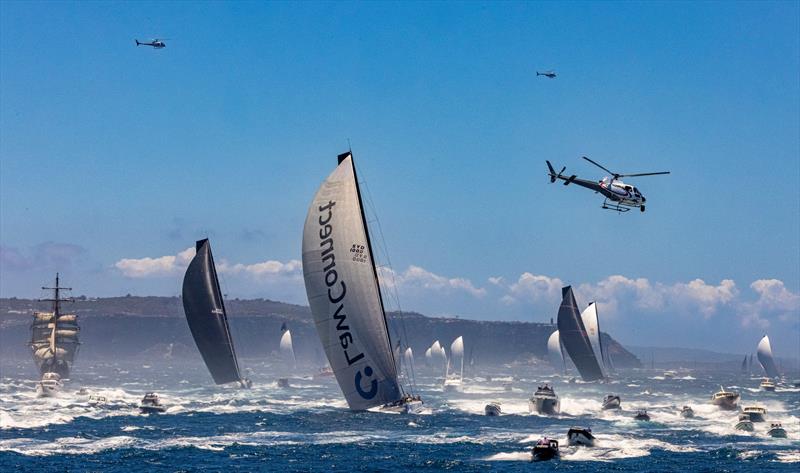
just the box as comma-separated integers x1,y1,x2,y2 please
634,409,651,421
88,394,107,406
36,372,63,398
531,437,559,462
742,406,767,422
277,377,291,388
601,394,621,410
680,405,695,418
484,402,501,416
529,384,560,415
767,423,787,438
734,413,754,431
139,392,167,414
663,370,677,379
566,427,596,447
760,378,776,392
711,386,740,410
379,394,424,414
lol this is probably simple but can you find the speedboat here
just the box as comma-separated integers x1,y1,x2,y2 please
634,409,651,421
680,405,695,418
742,406,767,422
602,394,621,410
711,386,740,410
277,377,290,388
760,378,776,392
531,437,559,462
734,413,754,431
663,370,677,379
139,392,167,414
380,394,424,414
88,394,107,406
529,384,560,415
767,423,787,438
567,427,596,447
36,372,63,398
484,402,501,416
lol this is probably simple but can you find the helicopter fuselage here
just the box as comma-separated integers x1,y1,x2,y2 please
599,177,645,206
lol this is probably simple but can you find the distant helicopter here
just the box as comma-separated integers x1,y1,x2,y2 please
135,39,166,49
546,156,670,212
536,70,556,78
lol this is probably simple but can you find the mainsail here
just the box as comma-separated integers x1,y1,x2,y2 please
580,302,606,377
756,335,779,378
557,286,604,381
30,274,79,378
547,330,565,373
302,152,404,410
182,239,246,386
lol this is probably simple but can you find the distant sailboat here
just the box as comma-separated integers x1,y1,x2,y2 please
740,355,748,374
547,330,566,374
30,274,79,380
756,335,780,379
301,151,422,412
444,336,464,391
280,322,297,368
557,286,604,382
580,302,606,378
182,239,251,388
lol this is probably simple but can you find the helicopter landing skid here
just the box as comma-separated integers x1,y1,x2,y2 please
601,200,631,213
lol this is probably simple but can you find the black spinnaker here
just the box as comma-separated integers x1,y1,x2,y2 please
182,239,248,386
557,286,604,382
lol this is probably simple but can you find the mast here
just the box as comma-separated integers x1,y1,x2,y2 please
341,151,402,390
40,273,72,367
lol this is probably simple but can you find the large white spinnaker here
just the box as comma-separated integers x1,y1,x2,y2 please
450,336,464,381
547,330,565,373
580,302,606,377
757,335,780,379
302,152,402,410
403,347,415,379
280,329,296,368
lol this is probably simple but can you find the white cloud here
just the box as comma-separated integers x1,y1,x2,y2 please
488,276,505,286
504,272,564,304
114,247,195,278
750,279,800,311
379,265,486,298
218,259,302,279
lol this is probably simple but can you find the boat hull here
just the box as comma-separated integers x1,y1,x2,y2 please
277,378,291,388
484,404,501,416
768,427,787,438
140,406,166,414
380,399,424,414
735,421,754,431
601,396,621,410
529,397,560,415
567,429,595,447
532,446,558,462
35,382,61,398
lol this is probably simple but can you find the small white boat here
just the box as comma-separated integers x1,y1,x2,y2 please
767,422,787,438
139,392,167,414
760,378,776,392
36,372,63,398
742,406,767,422
734,413,754,431
663,370,677,379
711,386,740,410
529,384,560,415
484,402,501,416
601,394,621,410
567,427,596,447
88,394,107,406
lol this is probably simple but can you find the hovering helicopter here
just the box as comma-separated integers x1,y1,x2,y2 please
546,156,670,212
536,70,557,78
135,39,166,49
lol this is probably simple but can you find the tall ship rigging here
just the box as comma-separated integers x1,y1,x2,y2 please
30,273,79,379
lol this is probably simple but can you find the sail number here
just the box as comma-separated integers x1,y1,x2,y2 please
350,244,367,264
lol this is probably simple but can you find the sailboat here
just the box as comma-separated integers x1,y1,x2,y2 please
556,286,604,382
756,335,780,379
30,274,79,392
278,322,296,387
547,330,566,374
580,302,607,378
301,151,422,413
740,355,748,375
182,239,251,388
443,336,464,392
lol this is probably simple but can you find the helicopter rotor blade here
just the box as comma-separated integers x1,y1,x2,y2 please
618,171,671,177
582,156,615,176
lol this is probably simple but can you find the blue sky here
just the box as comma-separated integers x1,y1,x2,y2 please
1,2,798,355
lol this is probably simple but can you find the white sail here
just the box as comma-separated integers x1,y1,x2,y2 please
424,347,432,362
757,335,780,378
431,340,441,354
403,347,415,377
280,330,296,368
450,336,464,381
302,153,401,410
547,330,565,371
580,302,606,377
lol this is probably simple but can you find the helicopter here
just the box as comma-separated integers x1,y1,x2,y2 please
536,70,557,78
546,156,670,212
135,39,166,49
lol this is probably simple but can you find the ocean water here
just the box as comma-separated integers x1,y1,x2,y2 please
1,360,798,472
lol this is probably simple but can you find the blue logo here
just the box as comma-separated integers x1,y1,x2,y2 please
354,366,378,399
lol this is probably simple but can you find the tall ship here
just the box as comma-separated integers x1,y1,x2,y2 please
302,151,422,413
30,274,79,379
182,239,251,388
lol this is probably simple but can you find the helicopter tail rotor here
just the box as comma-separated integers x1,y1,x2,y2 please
546,161,565,183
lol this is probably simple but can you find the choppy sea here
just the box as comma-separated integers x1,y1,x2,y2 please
1,360,798,472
